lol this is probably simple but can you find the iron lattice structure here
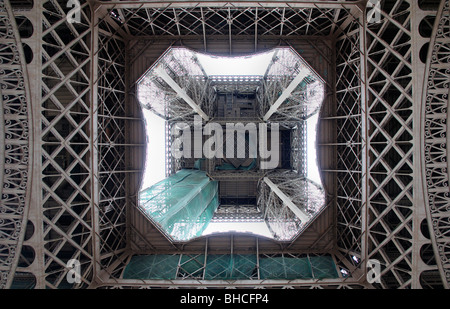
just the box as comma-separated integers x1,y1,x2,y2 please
0,0,449,289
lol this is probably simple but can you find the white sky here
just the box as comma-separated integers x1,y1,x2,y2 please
307,113,321,184
141,108,166,190
203,221,273,238
196,51,275,76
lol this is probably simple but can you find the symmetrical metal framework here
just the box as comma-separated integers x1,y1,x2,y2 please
1,0,449,289
136,45,325,242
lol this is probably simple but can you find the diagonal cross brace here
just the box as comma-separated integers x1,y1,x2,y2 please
154,66,210,121
263,70,309,121
263,177,310,223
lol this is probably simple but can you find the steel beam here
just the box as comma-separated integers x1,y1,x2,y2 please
263,177,310,223
420,0,450,288
154,66,210,121
263,70,309,121
97,1,359,10
0,0,34,288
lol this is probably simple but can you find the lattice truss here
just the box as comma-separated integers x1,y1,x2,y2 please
212,205,263,222
138,48,215,122
96,7,129,281
365,0,443,289
257,170,326,241
364,0,416,289
0,0,31,289
422,0,450,288
333,0,448,289
290,121,307,176
0,0,131,288
259,48,325,122
1,0,450,289
40,0,100,288
334,5,365,284
257,175,302,241
109,3,352,38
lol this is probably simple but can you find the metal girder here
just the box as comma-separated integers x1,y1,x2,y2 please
421,0,450,289
97,1,359,10
262,70,309,121
91,247,351,288
1,0,131,289
96,277,363,288
3,0,449,290
263,177,310,223
154,66,210,121
99,4,354,39
333,2,364,286
0,0,32,289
